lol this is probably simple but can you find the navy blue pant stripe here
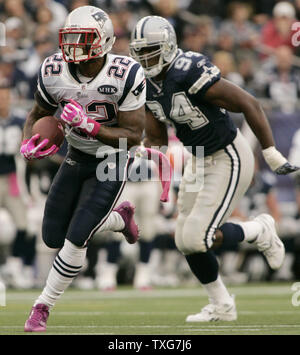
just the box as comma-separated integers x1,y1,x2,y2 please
203,144,241,249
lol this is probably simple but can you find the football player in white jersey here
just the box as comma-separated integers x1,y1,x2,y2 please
21,6,146,332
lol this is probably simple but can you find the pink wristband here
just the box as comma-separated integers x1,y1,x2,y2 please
87,119,101,137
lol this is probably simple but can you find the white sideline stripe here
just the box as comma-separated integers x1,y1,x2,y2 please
188,328,262,332
1,310,298,316
4,285,294,301
45,333,115,335
0,324,300,329
44,333,115,335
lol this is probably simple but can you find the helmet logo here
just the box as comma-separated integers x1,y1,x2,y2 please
92,11,108,28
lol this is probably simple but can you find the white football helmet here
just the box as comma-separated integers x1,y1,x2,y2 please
59,6,115,63
130,16,178,77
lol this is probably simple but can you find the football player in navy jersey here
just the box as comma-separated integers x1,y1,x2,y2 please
22,6,146,332
130,16,299,322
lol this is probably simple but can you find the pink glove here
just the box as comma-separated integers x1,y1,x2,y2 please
20,134,59,161
60,99,101,137
136,146,173,202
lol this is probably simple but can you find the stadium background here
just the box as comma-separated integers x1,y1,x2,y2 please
0,0,300,291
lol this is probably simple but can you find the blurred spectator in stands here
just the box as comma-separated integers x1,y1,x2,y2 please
67,0,93,12
0,17,31,64
0,78,36,288
34,4,57,36
0,58,30,99
18,34,56,98
212,50,245,88
0,0,35,40
293,0,300,21
255,45,300,113
0,16,32,99
235,50,258,94
112,31,130,55
260,1,297,57
254,0,278,18
109,7,132,55
252,0,273,28
29,0,67,32
180,16,216,57
219,2,259,50
150,0,186,44
108,1,137,42
216,28,235,53
289,129,300,219
186,0,223,19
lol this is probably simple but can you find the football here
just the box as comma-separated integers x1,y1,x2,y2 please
32,116,65,150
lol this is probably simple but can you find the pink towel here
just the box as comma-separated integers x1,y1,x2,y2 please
8,173,20,197
144,147,173,202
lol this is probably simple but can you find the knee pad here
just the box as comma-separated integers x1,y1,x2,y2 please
42,219,65,249
178,215,210,255
185,251,219,284
42,233,64,249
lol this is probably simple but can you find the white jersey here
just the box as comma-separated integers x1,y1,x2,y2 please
36,52,146,156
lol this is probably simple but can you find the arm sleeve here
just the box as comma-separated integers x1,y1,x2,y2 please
34,91,58,112
36,60,59,110
186,55,221,98
118,64,146,111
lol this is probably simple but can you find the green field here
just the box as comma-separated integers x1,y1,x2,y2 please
0,282,300,335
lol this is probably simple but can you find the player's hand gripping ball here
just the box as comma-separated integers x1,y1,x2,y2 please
20,116,64,160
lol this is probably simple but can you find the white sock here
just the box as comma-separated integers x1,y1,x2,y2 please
34,239,87,308
202,275,233,305
237,220,263,242
97,211,125,233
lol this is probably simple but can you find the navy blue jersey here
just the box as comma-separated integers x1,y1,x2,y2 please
0,114,24,175
146,50,237,156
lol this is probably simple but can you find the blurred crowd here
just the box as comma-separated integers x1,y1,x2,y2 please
1,0,300,290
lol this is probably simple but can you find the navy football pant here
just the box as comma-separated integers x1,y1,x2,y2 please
42,148,133,249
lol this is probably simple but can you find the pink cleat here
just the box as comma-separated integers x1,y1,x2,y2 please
24,304,49,332
113,201,139,244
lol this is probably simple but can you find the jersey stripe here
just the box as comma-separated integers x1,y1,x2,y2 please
188,66,220,95
203,143,241,249
38,66,58,107
118,63,140,107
